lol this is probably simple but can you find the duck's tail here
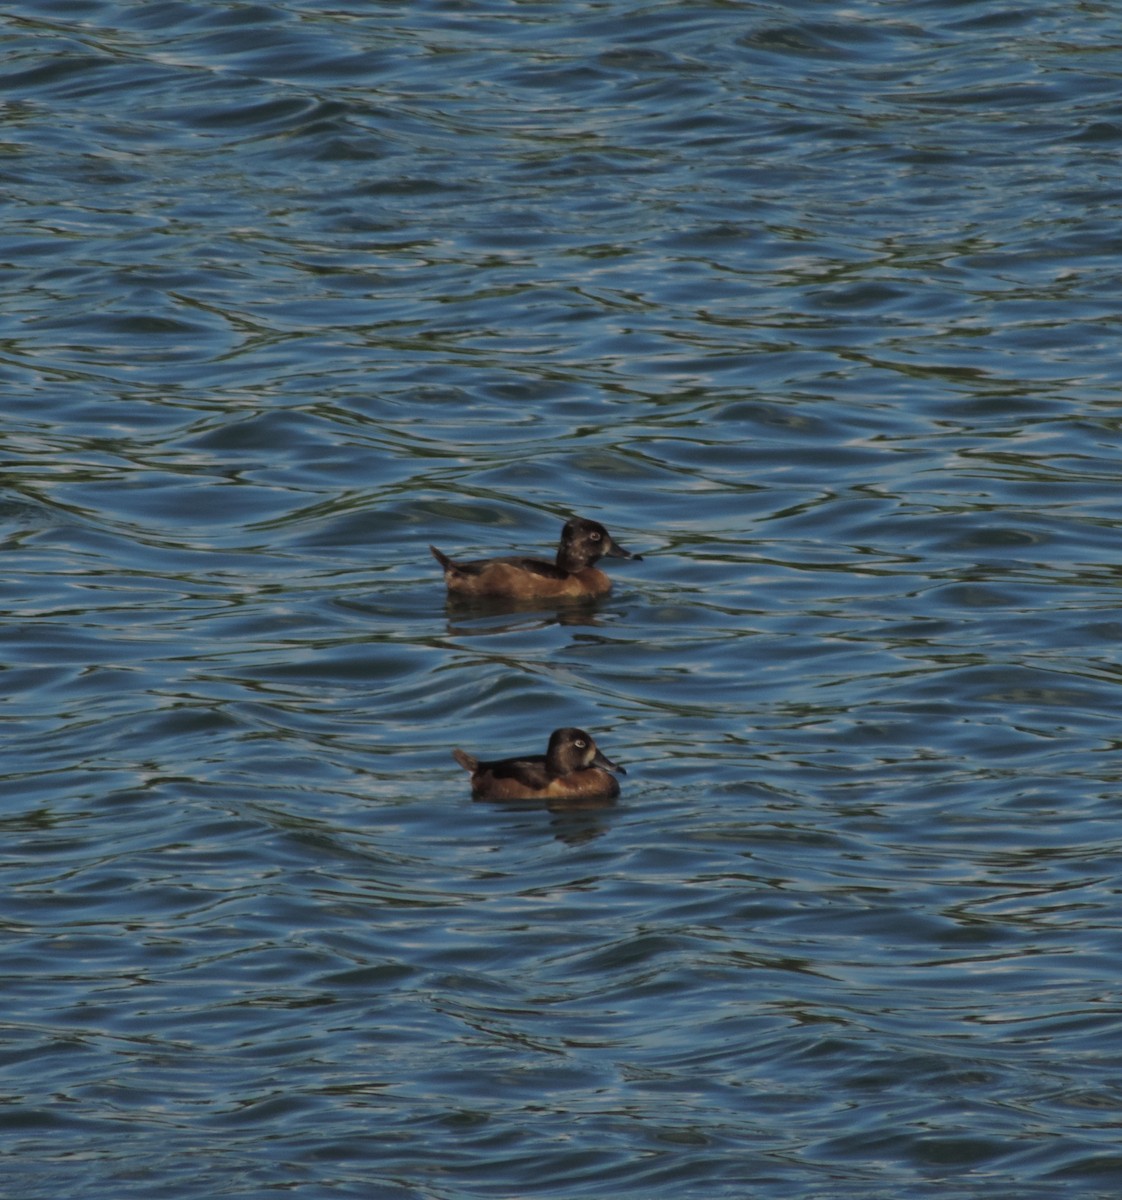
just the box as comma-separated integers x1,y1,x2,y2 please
452,749,478,772
430,545,457,572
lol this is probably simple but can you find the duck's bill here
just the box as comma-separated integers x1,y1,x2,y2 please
606,538,641,561
593,749,626,775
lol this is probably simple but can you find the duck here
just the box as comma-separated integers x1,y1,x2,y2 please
430,516,640,601
452,726,626,802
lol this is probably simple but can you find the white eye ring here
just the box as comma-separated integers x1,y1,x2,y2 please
590,531,601,540
575,739,586,748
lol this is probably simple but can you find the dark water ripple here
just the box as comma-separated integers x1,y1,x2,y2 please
3,0,1122,1197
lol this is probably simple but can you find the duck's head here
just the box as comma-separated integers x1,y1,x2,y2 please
545,727,626,777
556,517,641,572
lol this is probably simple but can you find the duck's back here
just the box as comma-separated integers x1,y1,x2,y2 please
432,548,610,600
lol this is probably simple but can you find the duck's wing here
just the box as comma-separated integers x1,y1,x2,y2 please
500,556,569,580
483,753,552,787
434,552,568,580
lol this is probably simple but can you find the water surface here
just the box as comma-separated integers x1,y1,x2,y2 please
3,1,1122,1197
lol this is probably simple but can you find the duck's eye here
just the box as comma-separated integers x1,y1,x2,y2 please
574,739,586,748
589,531,601,540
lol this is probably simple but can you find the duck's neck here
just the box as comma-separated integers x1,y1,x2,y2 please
556,547,591,573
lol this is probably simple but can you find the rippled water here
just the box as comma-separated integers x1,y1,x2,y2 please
4,1,1122,1196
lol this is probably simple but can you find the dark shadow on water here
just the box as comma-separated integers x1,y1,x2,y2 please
442,595,613,636
474,793,617,844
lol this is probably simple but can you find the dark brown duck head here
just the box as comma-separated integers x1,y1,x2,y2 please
545,726,627,779
555,518,641,574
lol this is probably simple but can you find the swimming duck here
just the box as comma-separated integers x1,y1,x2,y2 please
430,516,641,601
452,726,626,801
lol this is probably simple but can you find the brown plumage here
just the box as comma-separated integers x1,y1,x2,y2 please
430,516,640,601
452,727,625,802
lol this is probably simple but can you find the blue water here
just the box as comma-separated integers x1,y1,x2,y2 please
4,1,1122,1196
